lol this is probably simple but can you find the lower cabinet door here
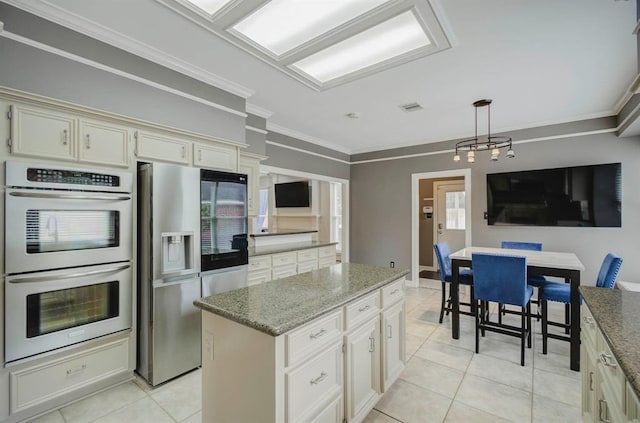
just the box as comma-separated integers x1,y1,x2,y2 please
345,317,380,423
381,301,405,392
310,395,342,423
581,341,597,423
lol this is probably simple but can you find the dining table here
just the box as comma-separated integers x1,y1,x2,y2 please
449,246,585,371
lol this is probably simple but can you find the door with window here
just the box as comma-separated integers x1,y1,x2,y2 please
434,181,466,269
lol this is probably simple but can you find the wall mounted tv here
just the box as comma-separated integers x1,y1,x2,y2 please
274,181,310,208
486,163,621,227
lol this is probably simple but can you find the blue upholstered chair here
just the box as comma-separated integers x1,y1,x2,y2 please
472,253,533,366
499,241,549,323
539,252,623,354
434,242,474,324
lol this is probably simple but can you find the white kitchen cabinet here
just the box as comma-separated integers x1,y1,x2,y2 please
344,314,380,423
78,119,129,167
135,130,190,165
297,249,319,274
249,244,337,282
581,303,640,423
9,338,129,414
239,153,263,216
9,104,75,161
381,300,405,392
193,142,237,171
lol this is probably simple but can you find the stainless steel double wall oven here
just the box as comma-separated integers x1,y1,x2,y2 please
4,161,133,363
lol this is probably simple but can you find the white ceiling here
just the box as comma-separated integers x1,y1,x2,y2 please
6,0,637,154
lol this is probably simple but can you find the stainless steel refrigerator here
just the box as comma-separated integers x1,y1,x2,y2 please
137,162,201,386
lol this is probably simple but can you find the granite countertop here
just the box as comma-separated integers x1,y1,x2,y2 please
248,240,337,257
580,286,640,397
194,262,409,336
250,230,318,238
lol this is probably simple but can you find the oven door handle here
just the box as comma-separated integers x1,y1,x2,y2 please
9,192,131,201
9,264,131,284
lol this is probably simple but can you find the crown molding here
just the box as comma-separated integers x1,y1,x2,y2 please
266,122,351,155
246,103,274,119
3,0,255,99
265,140,351,164
246,125,268,135
0,20,4,32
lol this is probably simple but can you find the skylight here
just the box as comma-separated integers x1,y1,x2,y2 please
185,0,233,16
231,0,391,56
290,11,430,83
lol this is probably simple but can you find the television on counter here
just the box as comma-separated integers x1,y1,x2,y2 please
486,163,621,227
274,181,310,208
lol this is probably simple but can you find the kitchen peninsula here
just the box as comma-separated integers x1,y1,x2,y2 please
194,263,408,423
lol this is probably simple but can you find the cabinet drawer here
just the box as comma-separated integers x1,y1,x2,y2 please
597,331,625,414
285,310,342,368
249,255,271,271
136,131,190,164
272,252,297,267
381,278,405,309
310,395,342,423
319,256,336,269
248,268,271,286
193,143,238,171
10,338,129,413
297,249,319,263
298,260,319,274
344,291,380,331
318,245,336,258
581,304,597,350
286,342,342,423
272,264,297,280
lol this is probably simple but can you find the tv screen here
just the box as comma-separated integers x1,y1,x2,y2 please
275,181,310,208
486,163,621,227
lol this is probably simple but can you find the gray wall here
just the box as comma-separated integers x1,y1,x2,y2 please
351,132,640,284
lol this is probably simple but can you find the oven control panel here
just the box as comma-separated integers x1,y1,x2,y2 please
26,168,120,187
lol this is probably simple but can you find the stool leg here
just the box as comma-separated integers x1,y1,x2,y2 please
439,282,446,324
527,302,532,349
541,299,548,355
498,303,503,325
521,306,526,366
475,299,480,354
564,303,570,334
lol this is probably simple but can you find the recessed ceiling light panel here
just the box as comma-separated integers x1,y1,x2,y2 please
290,11,431,83
232,0,392,56
184,0,234,15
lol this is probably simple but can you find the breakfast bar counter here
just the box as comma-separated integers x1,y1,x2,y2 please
194,263,409,423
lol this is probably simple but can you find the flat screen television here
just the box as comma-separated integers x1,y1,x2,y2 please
274,181,310,208
486,163,621,227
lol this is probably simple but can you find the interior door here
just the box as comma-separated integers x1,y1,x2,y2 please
434,181,466,269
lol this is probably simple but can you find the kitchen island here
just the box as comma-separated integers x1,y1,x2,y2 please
194,262,409,423
580,286,640,421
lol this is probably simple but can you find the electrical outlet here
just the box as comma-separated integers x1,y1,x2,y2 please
390,261,395,268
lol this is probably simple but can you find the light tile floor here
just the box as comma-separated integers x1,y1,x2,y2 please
29,278,581,423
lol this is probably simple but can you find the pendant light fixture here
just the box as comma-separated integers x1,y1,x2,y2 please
453,99,514,163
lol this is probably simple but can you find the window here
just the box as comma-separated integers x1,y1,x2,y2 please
330,182,342,252
257,189,269,231
445,191,465,230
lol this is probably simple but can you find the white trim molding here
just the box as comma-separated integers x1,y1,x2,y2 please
0,29,248,119
246,103,274,119
246,125,268,135
267,122,351,154
3,0,255,99
266,140,350,164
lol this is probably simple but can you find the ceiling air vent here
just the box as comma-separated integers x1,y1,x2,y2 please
399,102,423,112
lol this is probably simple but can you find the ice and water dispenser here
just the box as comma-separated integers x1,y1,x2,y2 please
161,231,195,275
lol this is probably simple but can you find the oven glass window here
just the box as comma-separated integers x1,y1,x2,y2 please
26,281,119,338
26,210,119,253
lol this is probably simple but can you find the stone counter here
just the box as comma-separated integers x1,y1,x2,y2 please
580,286,640,397
194,262,409,336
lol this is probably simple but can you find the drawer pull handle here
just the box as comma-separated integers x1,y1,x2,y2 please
309,328,327,340
62,129,69,145
182,146,186,158
599,353,617,368
584,316,594,324
86,134,91,149
358,305,371,313
310,372,328,385
589,371,594,391
66,364,86,376
390,288,400,295
369,336,375,352
388,324,393,339
598,399,610,423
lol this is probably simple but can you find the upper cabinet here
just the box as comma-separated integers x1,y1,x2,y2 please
193,142,237,172
9,104,130,168
239,152,265,216
10,104,76,161
135,131,190,165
